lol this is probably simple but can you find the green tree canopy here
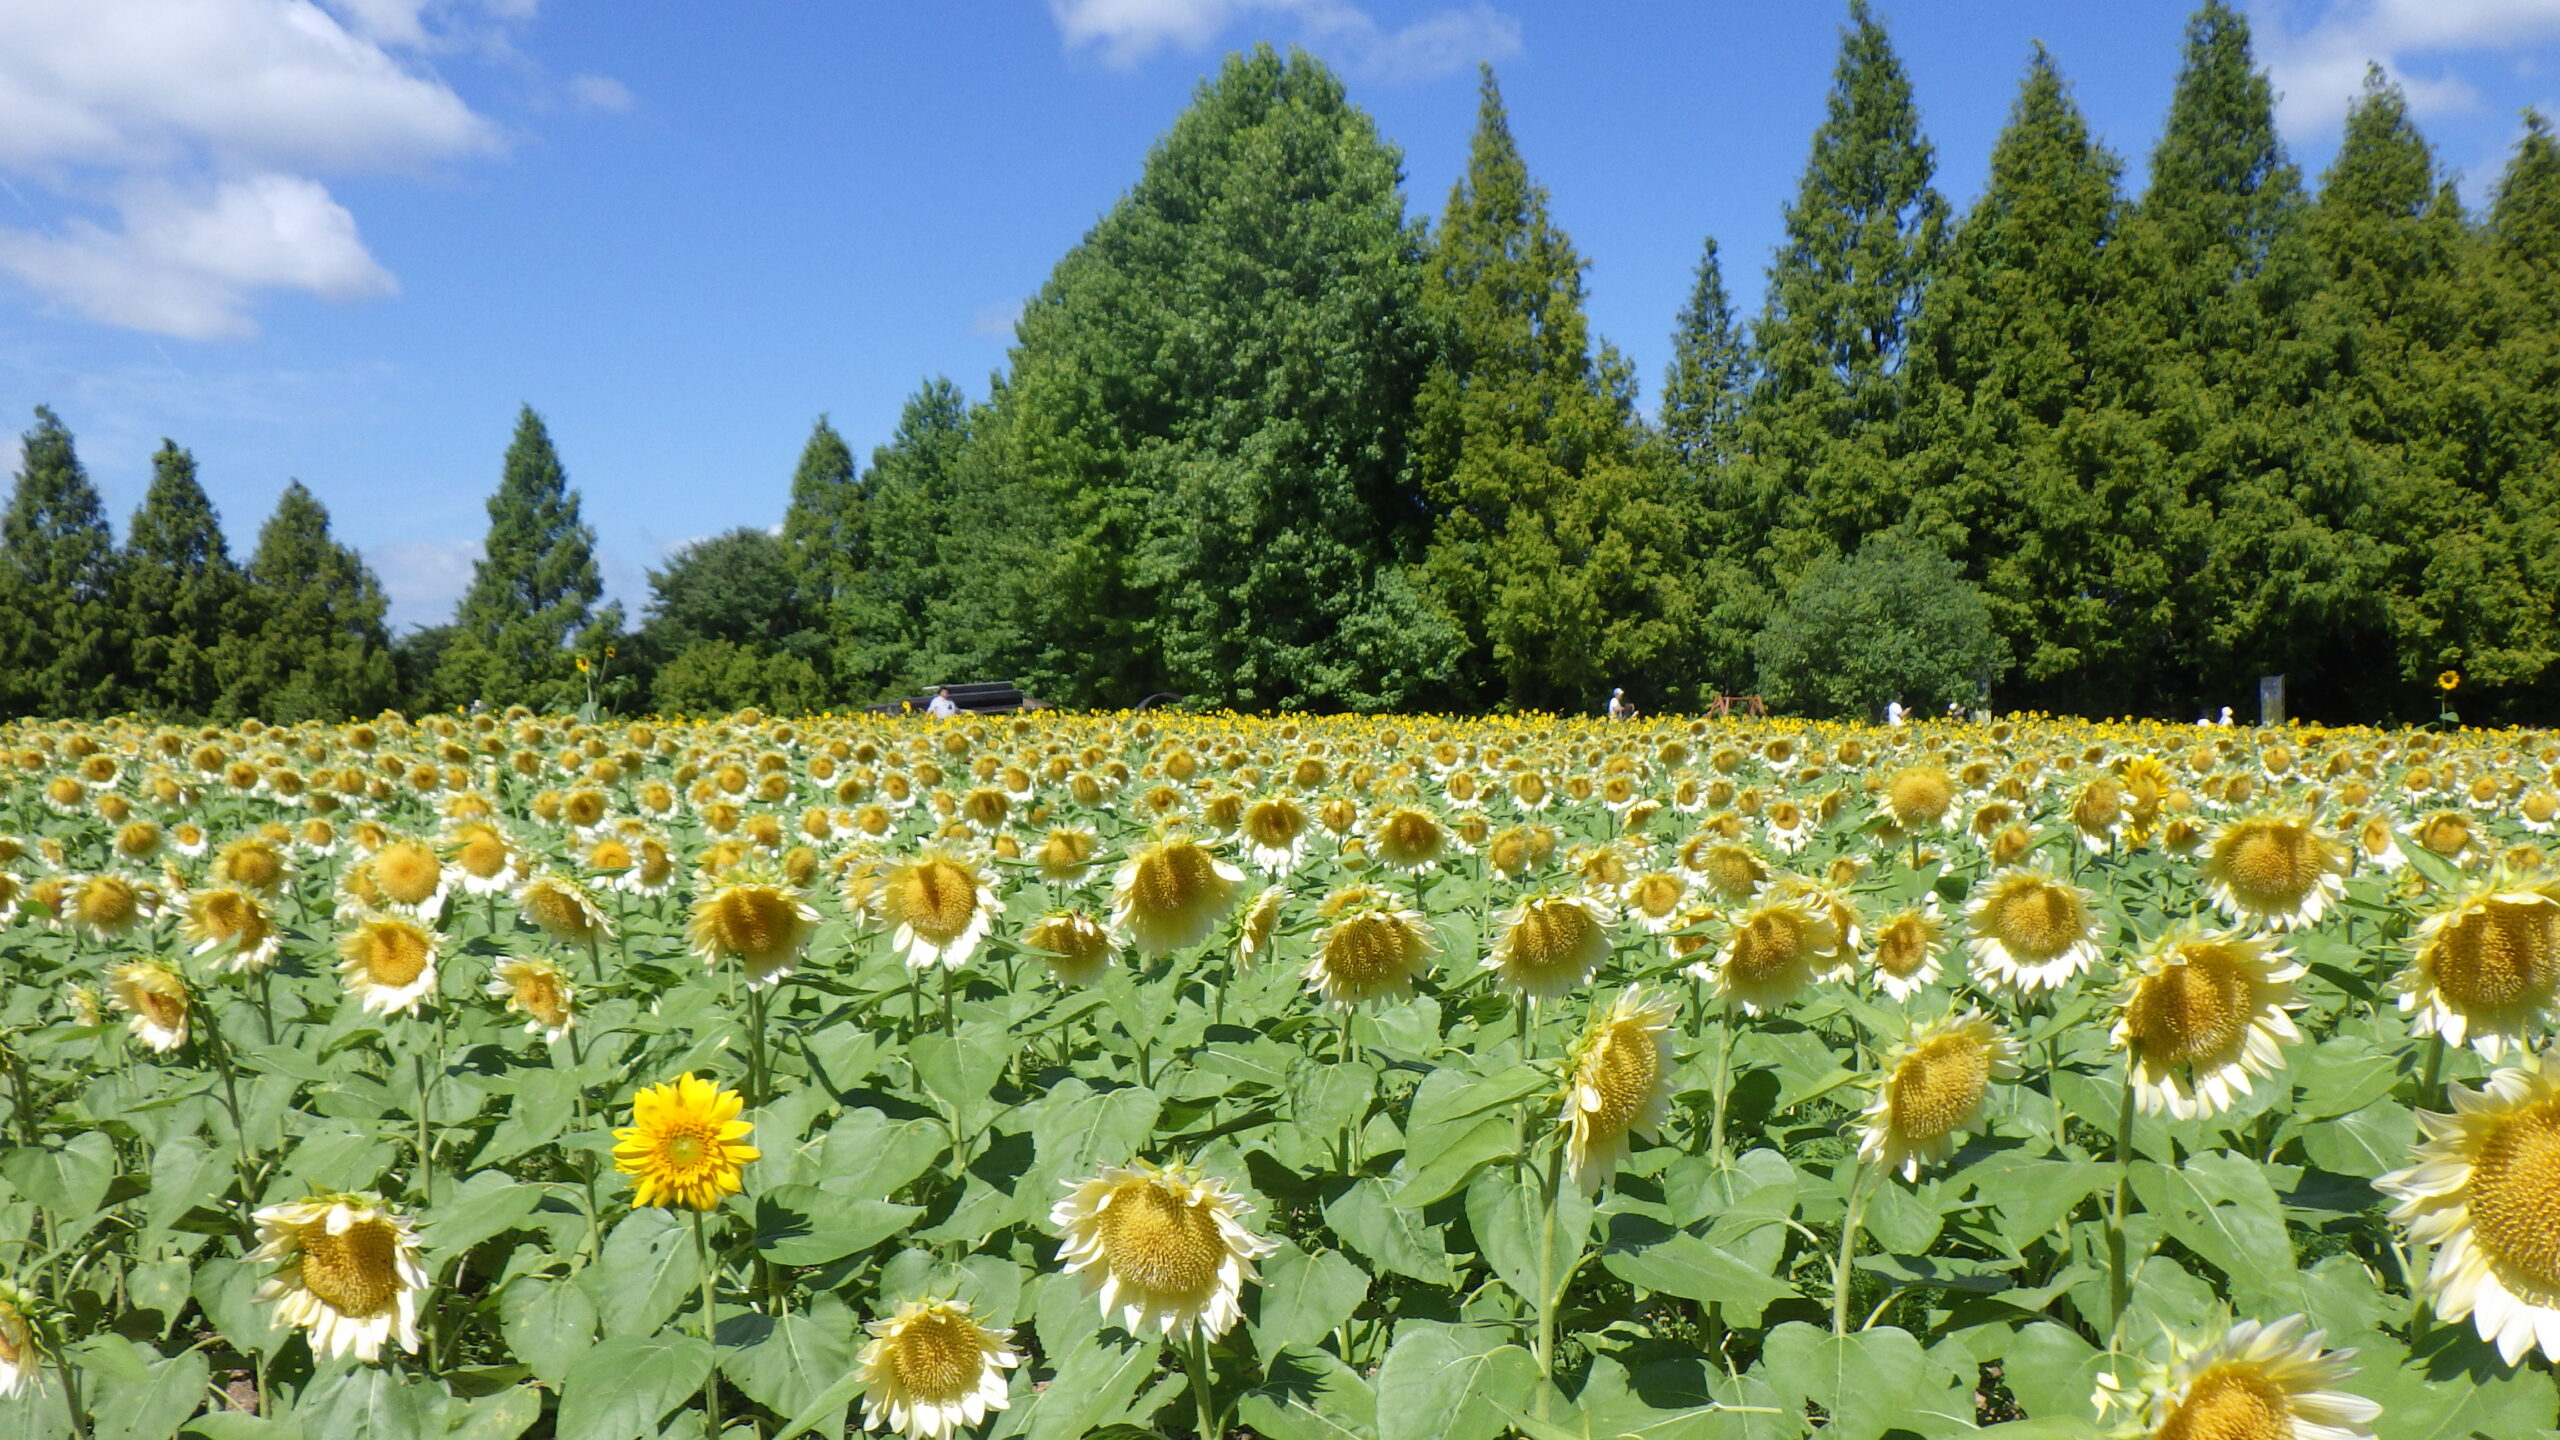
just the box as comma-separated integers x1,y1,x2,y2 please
0,407,121,717
121,440,243,718
432,406,614,709
639,527,820,671
1754,530,2002,719
221,482,396,723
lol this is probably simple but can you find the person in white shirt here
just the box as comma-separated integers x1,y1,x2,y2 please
1606,688,1629,719
1886,698,1906,726
926,687,959,718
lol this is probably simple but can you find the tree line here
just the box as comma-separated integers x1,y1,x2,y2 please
7,1,2558,723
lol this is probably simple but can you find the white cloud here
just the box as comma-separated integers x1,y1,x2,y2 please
0,174,396,339
368,536,481,631
0,0,527,338
1049,0,1518,80
2256,0,2560,133
970,298,1024,338
567,74,634,114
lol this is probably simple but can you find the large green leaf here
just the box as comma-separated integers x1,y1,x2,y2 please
554,1333,716,1440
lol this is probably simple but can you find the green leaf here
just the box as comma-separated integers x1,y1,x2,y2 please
1326,1177,1455,1284
1388,1113,1513,1208
751,1183,920,1265
498,1273,598,1388
554,1333,716,1440
1995,1323,2105,1428
1023,1331,1155,1440
4,1131,117,1218
76,1337,213,1440
1239,1344,1376,1440
2126,1152,2302,1314
1249,1242,1370,1362
1598,1212,1794,1327
583,1209,703,1338
2299,1099,2414,1179
1758,1324,1968,1440
817,1108,947,1199
1467,1165,1593,1311
291,1367,447,1440
446,1387,542,1440
1373,1323,1541,1440
421,1170,547,1269
720,1304,861,1427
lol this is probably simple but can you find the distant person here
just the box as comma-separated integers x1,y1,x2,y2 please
2218,706,2234,727
1886,698,1906,726
1606,687,1630,720
1946,700,1963,720
927,687,960,718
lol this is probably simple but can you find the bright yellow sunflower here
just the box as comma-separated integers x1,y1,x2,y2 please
612,1071,760,1211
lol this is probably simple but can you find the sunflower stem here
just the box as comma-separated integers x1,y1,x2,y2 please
2106,1070,2137,1338
1832,1160,1872,1336
413,1048,434,1208
2418,1033,2446,1100
746,984,770,1111
1708,1004,1732,1169
939,963,956,1033
691,1207,724,1433
563,1024,602,1263
1183,1326,1222,1440
1534,1132,1564,1422
198,1012,260,1245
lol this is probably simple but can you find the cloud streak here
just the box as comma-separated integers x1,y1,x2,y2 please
2255,0,2560,135
1049,0,1519,81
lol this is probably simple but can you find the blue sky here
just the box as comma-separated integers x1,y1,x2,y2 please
4,0,2557,631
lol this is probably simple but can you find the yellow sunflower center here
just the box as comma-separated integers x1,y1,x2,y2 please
2529,792,2560,825
1728,908,1813,983
1243,799,1305,851
2216,824,2325,909
1098,1181,1224,1299
895,859,981,944
1321,913,1415,994
2124,947,2252,1066
298,1218,402,1318
1628,874,1684,919
963,789,1009,829
703,887,801,963
523,883,595,939
76,876,141,930
513,972,570,1028
1873,913,1937,978
1989,882,2084,962
359,925,431,987
888,1310,986,1402
1886,1033,1991,1142
2156,1363,2290,1440
1128,843,1219,918
1887,769,1954,824
131,980,187,1032
224,842,286,892
456,835,511,879
1579,1023,1657,1139
2429,897,2560,1011
2469,1100,2560,1291
1507,901,1600,978
2421,814,2475,857
1701,846,1765,901
375,843,440,904
1376,811,1444,865
197,890,256,941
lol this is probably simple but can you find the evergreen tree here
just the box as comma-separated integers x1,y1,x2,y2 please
834,379,983,697
220,482,395,722
778,415,860,624
1728,0,1947,579
0,407,121,717
1659,236,1750,472
1415,66,1703,709
119,440,242,718
431,406,614,709
1754,530,2002,719
1901,46,2135,708
992,44,1451,708
2485,112,2560,718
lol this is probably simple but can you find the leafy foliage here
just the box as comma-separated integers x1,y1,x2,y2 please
1754,530,2003,718
431,406,615,711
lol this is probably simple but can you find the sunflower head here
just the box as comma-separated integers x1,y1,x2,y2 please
488,957,576,1041
858,1297,1021,1440
1034,826,1099,883
1881,767,1956,828
372,839,442,907
1703,896,1843,1015
2093,1314,2377,1440
1561,985,1677,1192
2399,874,2560,1058
1304,902,1436,1008
2115,927,2304,1119
1024,910,1115,987
686,880,820,987
881,851,993,959
518,873,609,944
1049,1158,1278,1342
1860,1011,2019,1180
612,1072,760,1211
1113,835,1243,958
1484,892,1615,1000
2201,816,2344,930
69,873,147,937
1371,807,1447,871
1869,900,1947,997
1966,866,2100,995
105,960,190,1053
337,915,439,1015
249,1192,429,1363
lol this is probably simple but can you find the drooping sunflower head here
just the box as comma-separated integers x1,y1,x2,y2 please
371,839,443,908
1965,866,2101,996
517,873,610,945
1881,767,1957,829
857,1297,1021,1440
336,914,439,1016
1701,895,1843,1016
2113,926,2304,1119
686,880,821,988
879,850,997,971
1560,985,1677,1193
1034,826,1100,884
612,1071,759,1211
185,886,279,971
2397,873,2560,1059
1868,899,1947,1000
1048,1158,1278,1342
249,1192,429,1364
1370,807,1447,872
1858,1010,2019,1180
1303,901,1436,1009
105,960,190,1053
2200,816,2346,931
0,1276,33,1397
1023,910,1115,987
1112,835,1243,959
487,957,576,1041
1235,883,1286,966
1484,892,1615,1000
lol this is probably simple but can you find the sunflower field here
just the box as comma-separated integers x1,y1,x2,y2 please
2,709,2558,1440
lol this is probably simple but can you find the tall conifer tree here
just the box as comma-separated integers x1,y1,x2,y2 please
2486,113,2560,717
0,407,120,716
120,441,241,718
1729,0,1946,579
1415,67,1703,708
1901,47,2127,706
1660,236,1749,474
219,482,395,722
779,415,860,621
432,406,612,708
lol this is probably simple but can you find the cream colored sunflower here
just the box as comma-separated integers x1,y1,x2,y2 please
1693,895,1843,1016
1049,1159,1278,1342
67,872,152,940
2199,816,2347,932
249,1192,429,1363
1856,1010,2019,1180
857,1297,1019,1440
516,872,613,947
184,886,282,973
1022,910,1115,987
1113,835,1244,959
2379,1049,2560,1364
2395,870,2560,1059
1868,897,1947,1001
2111,926,2304,1120
1879,766,1958,831
687,879,822,988
337,914,440,1016
1304,899,1436,1008
1560,985,1677,1193
105,960,190,1052
1369,806,1448,873
1621,869,1691,934
1965,866,2102,996
877,849,1000,972
2092,1313,2377,1440
1235,883,1286,967
486,957,576,1042
1483,892,1616,1000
